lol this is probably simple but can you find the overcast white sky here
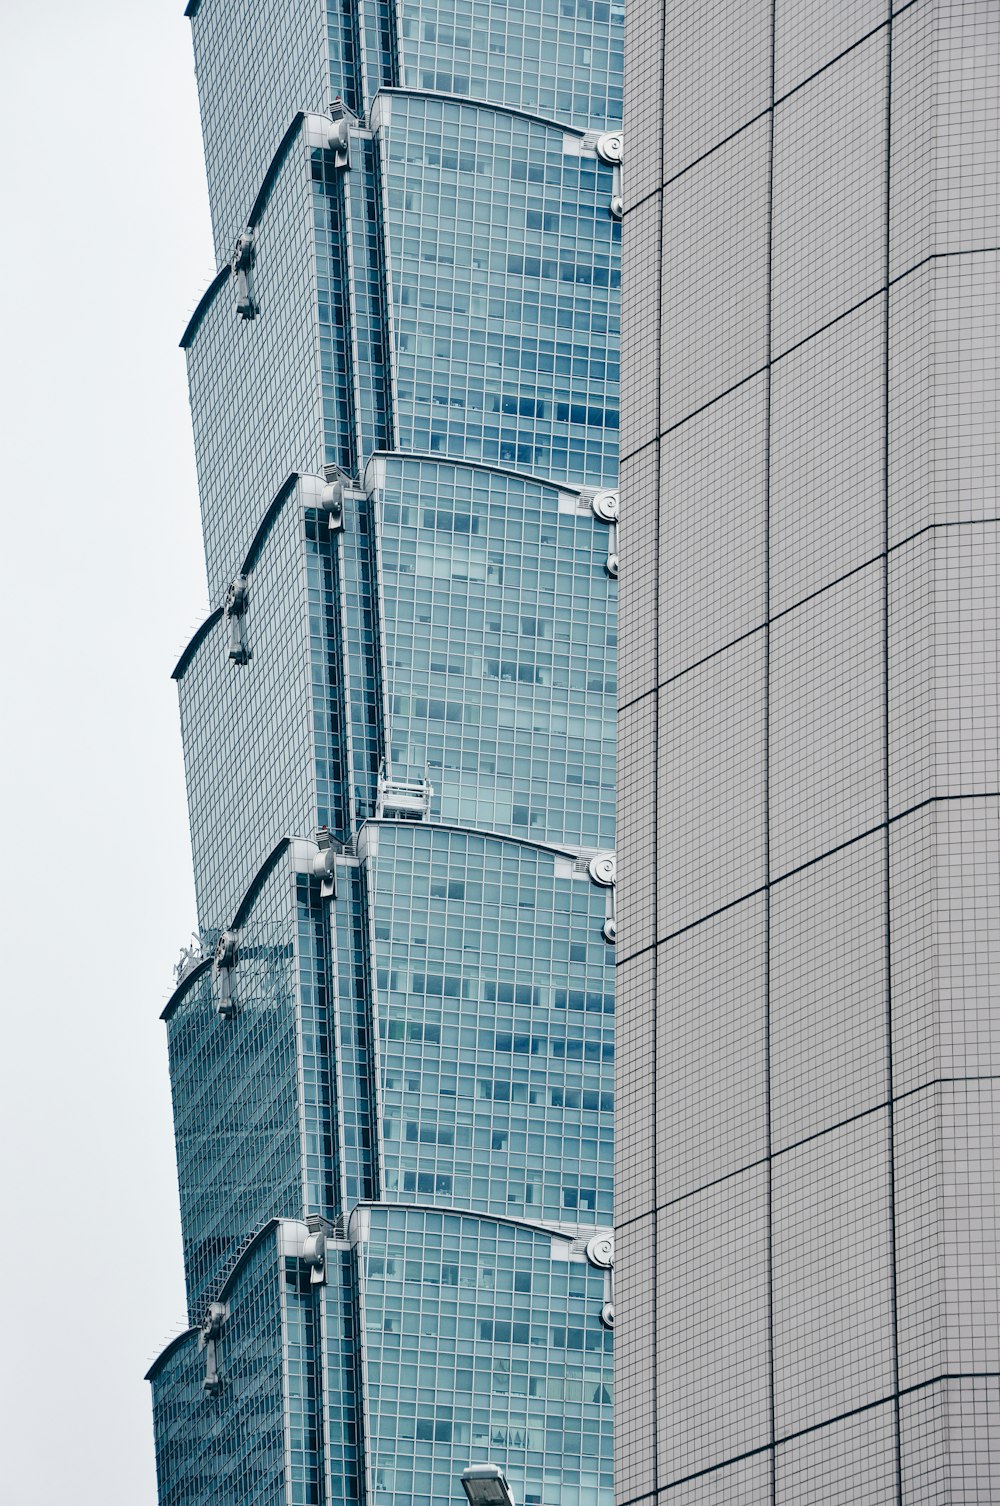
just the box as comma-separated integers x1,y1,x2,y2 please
0,5,216,1500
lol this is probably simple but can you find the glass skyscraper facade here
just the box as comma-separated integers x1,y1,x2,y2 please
147,2,620,1504
617,2,999,1503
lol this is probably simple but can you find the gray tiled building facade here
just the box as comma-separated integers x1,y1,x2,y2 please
617,2,999,1502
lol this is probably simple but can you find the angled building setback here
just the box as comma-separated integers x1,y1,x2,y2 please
150,3,622,1503
617,2,1000,1503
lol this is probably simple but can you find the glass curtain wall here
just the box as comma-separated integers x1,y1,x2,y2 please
147,4,621,1506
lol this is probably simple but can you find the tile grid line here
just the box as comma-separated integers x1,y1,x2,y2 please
619,243,1000,469
616,790,1000,967
617,513,1000,716
614,1073,1000,1231
620,0,924,221
615,1370,1000,1502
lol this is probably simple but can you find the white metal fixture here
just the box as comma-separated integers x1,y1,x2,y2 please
303,1229,327,1285
461,1465,516,1506
213,930,239,1018
232,230,256,318
585,1232,615,1330
312,842,338,900
199,1302,227,1394
321,478,345,531
595,133,624,219
585,1232,614,1270
329,115,351,169
225,574,250,663
587,853,616,887
376,763,432,820
591,489,620,578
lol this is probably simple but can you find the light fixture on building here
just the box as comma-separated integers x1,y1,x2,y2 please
460,1465,516,1506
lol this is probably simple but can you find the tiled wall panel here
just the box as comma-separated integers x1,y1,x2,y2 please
618,0,1000,1499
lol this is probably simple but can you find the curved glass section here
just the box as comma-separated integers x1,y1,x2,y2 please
167,858,302,1315
376,96,620,487
357,1208,614,1506
178,500,318,929
151,1230,287,1503
189,0,333,261
156,0,618,1495
177,488,355,931
395,0,623,132
186,143,325,602
151,1223,363,1505
366,825,615,1225
373,456,616,847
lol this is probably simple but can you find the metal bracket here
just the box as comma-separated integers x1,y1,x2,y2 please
199,1301,227,1394
232,230,257,319
329,114,351,170
320,478,345,532
303,1229,327,1286
595,133,623,220
591,489,619,579
585,1233,615,1328
587,853,617,944
312,834,338,900
225,574,250,663
213,930,239,1018
585,1233,614,1269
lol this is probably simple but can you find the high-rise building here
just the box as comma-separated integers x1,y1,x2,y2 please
147,3,622,1503
617,2,999,1502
